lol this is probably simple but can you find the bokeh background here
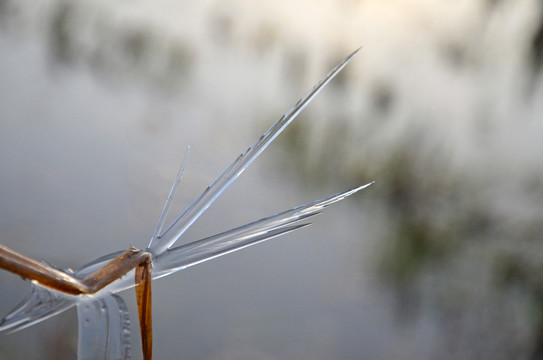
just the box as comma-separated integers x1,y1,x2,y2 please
1,0,543,359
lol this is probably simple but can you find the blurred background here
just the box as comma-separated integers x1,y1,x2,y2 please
1,0,543,359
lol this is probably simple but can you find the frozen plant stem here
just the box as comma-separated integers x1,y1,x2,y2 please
0,48,371,360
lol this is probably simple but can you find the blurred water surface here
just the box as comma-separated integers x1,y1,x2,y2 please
1,0,543,359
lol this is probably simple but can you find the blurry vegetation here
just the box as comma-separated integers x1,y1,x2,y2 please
280,123,495,293
47,0,196,89
0,0,28,33
531,2,543,68
371,82,395,115
275,112,354,186
3,0,543,357
252,21,280,57
283,47,308,87
495,253,543,359
122,28,152,66
280,114,543,357
209,9,235,45
379,219,451,286
277,73,543,355
530,10,543,87
49,1,73,64
375,144,456,284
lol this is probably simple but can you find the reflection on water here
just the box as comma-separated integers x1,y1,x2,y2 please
1,0,543,359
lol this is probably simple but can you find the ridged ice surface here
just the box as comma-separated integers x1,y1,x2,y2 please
0,282,74,333
77,295,131,360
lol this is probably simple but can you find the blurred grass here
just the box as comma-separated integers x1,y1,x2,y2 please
2,0,543,358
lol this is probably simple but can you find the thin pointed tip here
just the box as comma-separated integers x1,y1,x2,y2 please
353,181,374,193
346,47,362,60
323,181,374,206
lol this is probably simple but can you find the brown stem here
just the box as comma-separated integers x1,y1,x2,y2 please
136,258,153,360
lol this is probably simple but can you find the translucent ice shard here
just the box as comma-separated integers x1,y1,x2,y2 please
147,48,361,255
153,183,374,278
0,282,75,333
77,295,131,360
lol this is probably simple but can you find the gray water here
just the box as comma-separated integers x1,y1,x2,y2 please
1,0,543,359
